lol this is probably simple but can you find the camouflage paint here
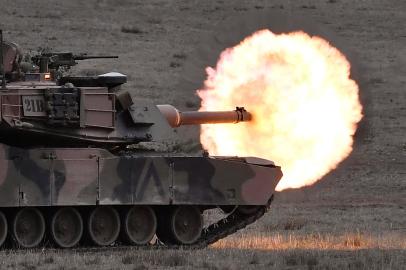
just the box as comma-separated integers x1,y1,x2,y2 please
0,144,282,207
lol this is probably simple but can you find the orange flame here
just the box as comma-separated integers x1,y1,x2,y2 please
197,30,363,191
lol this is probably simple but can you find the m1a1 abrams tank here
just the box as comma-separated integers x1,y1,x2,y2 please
0,30,282,249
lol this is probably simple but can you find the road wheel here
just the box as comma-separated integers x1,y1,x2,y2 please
13,208,45,248
0,211,7,247
51,207,83,248
122,206,156,245
88,206,120,246
157,206,202,245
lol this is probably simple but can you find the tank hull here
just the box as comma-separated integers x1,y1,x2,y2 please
0,143,282,248
0,144,281,207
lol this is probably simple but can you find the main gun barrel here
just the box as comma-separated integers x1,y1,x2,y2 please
157,105,252,128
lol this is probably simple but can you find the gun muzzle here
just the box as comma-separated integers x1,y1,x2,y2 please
157,105,252,128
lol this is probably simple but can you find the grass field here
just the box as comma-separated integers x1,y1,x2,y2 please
0,0,405,269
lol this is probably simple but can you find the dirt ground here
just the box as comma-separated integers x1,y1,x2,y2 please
0,0,405,269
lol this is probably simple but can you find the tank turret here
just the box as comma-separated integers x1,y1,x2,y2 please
0,73,252,148
0,37,252,149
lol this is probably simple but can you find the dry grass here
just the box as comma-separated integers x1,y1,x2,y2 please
0,242,404,270
213,231,406,250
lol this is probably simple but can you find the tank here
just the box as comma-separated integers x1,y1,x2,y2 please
0,30,282,249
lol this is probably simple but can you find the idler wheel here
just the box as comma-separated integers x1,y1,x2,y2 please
157,206,202,245
0,211,7,247
13,208,45,248
122,206,157,245
51,207,83,248
88,206,120,246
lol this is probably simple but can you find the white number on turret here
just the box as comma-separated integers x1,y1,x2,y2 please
22,96,46,117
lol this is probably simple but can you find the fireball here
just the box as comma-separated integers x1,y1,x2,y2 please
197,30,363,191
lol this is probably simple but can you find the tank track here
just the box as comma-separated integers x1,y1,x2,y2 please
192,204,269,249
0,201,271,251
59,203,269,252
85,198,271,251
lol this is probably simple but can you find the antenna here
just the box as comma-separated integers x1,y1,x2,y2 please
0,30,6,89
